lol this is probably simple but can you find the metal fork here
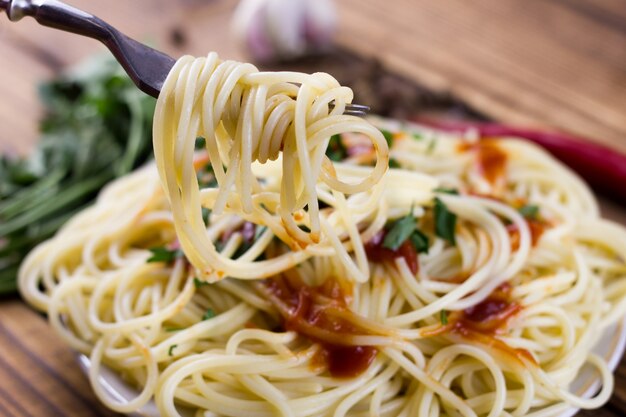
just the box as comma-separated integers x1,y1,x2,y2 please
0,0,370,116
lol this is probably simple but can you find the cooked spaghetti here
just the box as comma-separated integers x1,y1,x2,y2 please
153,53,388,283
18,54,626,417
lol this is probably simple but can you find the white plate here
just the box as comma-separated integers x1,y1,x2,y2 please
77,318,626,417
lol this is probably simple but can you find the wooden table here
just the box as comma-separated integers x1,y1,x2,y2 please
1,1,626,416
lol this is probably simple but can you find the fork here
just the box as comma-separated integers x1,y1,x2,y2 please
0,0,370,116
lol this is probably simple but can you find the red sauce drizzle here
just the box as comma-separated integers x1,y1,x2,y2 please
364,230,419,274
456,283,521,334
263,276,378,378
458,139,508,186
432,284,535,364
459,284,534,364
507,220,546,251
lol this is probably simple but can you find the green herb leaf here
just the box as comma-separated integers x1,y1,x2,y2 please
389,158,401,169
194,278,209,288
195,136,206,150
434,187,459,195
0,55,156,295
383,214,416,251
412,133,423,141
380,129,394,148
214,237,226,252
168,344,178,356
440,310,448,325
409,229,430,254
326,134,347,162
254,225,268,241
434,197,457,245
147,247,183,263
201,207,211,226
518,204,539,220
202,309,216,321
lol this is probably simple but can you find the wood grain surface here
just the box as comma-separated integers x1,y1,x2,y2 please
336,0,626,153
1,0,626,416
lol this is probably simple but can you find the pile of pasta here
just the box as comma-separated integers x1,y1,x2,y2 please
19,54,626,417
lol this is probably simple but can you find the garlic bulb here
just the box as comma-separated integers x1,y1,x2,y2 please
232,0,337,62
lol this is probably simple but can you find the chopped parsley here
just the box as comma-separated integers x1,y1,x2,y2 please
195,136,206,149
202,309,216,321
383,214,416,251
254,225,268,241
383,211,430,253
409,229,429,254
434,187,459,195
389,158,401,169
194,278,209,288
440,310,449,325
326,134,347,162
518,204,539,220
380,129,394,148
412,132,423,141
201,207,211,226
434,198,457,245
147,247,184,263
165,327,183,332
168,344,178,356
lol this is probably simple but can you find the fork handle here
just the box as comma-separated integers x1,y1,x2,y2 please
2,0,175,98
3,0,114,43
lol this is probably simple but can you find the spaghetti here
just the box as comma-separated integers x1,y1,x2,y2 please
18,54,626,417
153,53,389,283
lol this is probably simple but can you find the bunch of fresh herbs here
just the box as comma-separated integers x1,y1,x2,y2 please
0,55,156,294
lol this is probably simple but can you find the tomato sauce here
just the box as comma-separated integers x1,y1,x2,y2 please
364,230,419,274
458,139,508,186
507,219,546,251
449,283,535,364
262,276,378,378
456,283,520,333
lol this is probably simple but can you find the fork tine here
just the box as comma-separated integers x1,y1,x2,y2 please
329,102,370,117
345,103,370,113
343,109,369,117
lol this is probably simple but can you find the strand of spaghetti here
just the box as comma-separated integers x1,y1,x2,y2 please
154,53,388,282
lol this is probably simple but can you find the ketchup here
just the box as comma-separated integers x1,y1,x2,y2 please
456,283,521,334
507,220,546,251
450,284,535,364
262,276,378,378
458,139,508,186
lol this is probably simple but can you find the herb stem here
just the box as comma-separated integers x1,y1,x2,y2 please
0,173,110,236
